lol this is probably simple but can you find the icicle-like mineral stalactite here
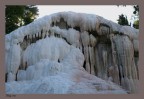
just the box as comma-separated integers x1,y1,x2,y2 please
109,34,120,85
89,34,97,75
80,31,90,73
6,39,21,81
112,35,138,93
102,50,108,80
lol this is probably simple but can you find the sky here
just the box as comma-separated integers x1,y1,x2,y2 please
36,5,135,24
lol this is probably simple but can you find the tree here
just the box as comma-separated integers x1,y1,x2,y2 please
133,5,139,29
117,14,129,26
117,5,139,29
5,5,39,34
133,5,139,16
133,20,139,29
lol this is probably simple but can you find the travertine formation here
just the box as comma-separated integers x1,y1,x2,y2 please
5,12,139,94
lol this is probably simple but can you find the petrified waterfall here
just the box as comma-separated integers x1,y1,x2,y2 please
5,12,139,94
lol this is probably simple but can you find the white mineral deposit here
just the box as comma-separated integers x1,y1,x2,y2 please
5,12,139,94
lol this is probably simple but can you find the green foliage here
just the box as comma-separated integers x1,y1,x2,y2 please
117,14,129,26
117,5,139,29
133,5,139,29
133,20,139,29
5,5,39,34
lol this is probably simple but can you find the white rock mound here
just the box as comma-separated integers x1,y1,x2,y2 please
5,11,139,94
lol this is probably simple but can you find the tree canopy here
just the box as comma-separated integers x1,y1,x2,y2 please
133,5,139,29
117,5,139,29
5,5,39,34
133,5,139,16
117,14,129,26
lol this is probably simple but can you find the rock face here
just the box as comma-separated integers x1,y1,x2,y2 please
5,12,139,94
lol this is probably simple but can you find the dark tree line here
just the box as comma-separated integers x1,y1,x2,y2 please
133,5,139,29
117,14,129,26
5,5,39,34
